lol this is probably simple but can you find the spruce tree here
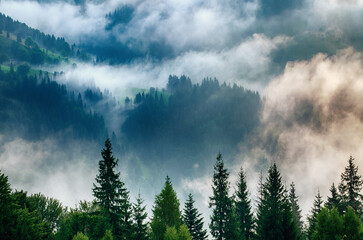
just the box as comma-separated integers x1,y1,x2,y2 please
338,156,363,214
92,138,132,240
289,182,304,236
325,183,341,213
132,193,149,240
0,170,16,240
235,167,255,240
183,193,207,240
151,176,182,240
256,163,299,240
209,153,237,240
307,191,323,240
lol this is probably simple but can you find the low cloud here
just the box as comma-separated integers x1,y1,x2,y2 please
235,48,363,219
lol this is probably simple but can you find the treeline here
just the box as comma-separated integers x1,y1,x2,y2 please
0,64,106,141
122,75,261,172
1,138,363,240
0,13,90,62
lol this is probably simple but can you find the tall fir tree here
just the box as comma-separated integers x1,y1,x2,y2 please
183,193,208,240
151,176,182,240
92,138,132,240
289,182,304,237
132,193,149,240
209,153,237,240
325,183,342,213
235,167,255,240
256,163,299,240
338,156,363,214
307,191,323,240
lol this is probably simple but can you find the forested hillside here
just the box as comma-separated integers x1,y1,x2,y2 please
0,13,90,66
121,75,261,173
0,65,106,141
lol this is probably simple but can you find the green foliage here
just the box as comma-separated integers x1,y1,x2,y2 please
72,232,89,240
310,206,363,240
14,207,47,240
178,224,193,240
55,201,109,240
27,192,65,232
151,176,182,240
102,229,114,240
256,163,299,240
235,168,255,240
183,193,207,240
164,226,178,240
342,207,362,240
164,225,192,240
93,138,133,240
209,153,237,240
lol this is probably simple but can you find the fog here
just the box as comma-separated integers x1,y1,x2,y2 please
2,0,363,228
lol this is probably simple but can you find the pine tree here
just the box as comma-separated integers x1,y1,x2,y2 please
338,156,363,214
151,176,182,240
289,182,304,236
325,183,342,213
0,170,17,240
307,191,323,240
92,138,132,240
235,167,255,240
183,193,207,240
132,193,149,240
209,153,237,240
256,163,299,240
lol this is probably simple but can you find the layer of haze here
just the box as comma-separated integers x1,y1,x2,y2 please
2,0,363,226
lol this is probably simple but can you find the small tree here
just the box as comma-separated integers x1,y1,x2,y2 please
72,232,89,240
307,191,323,239
151,176,182,240
289,182,304,236
102,229,114,240
132,193,149,240
338,156,363,214
183,193,207,240
325,183,342,213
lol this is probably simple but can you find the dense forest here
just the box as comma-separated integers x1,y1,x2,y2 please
1,138,362,240
120,75,261,173
0,64,106,141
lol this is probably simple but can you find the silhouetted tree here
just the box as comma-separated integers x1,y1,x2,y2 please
235,167,255,240
209,153,237,240
93,138,132,240
183,193,207,240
